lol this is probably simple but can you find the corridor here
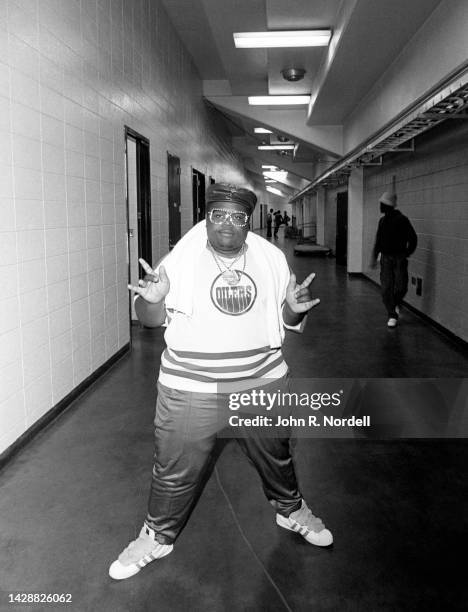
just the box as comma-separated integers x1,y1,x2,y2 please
1,0,467,610
1,237,467,611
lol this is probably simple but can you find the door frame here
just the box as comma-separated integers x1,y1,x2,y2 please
192,167,206,225
335,191,348,266
167,152,181,250
124,126,152,335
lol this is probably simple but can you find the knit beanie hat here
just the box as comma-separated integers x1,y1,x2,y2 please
379,191,397,207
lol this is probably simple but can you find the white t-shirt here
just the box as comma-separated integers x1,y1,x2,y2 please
159,246,289,392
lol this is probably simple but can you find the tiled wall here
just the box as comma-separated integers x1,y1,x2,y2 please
0,0,256,454
363,121,468,341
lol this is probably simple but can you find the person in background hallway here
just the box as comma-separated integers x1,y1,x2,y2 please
266,207,273,238
109,183,332,581
273,210,283,239
283,211,290,226
370,191,417,328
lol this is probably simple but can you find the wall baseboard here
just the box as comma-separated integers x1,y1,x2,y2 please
352,272,468,350
0,343,130,471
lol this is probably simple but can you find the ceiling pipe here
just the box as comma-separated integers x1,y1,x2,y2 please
291,62,468,202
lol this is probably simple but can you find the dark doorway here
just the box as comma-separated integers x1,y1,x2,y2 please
167,153,181,250
125,127,151,322
192,168,206,224
335,191,348,266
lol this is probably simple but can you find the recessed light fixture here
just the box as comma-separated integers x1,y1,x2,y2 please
258,145,295,150
266,186,283,196
254,127,272,134
233,30,332,48
249,95,310,106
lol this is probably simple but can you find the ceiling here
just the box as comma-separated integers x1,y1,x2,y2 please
161,0,443,195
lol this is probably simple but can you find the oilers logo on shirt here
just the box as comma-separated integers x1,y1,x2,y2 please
210,271,257,315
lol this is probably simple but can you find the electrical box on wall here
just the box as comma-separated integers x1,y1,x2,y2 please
416,277,423,296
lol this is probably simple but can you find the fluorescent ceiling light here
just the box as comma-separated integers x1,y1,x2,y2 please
265,171,288,181
234,30,331,48
264,179,276,183
249,95,310,106
262,165,278,169
258,145,295,150
266,186,283,196
254,127,272,134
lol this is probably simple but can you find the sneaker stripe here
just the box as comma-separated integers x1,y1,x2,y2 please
291,520,311,537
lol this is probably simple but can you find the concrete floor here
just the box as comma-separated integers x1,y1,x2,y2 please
1,232,467,611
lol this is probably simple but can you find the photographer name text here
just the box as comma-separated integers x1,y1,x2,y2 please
228,414,370,428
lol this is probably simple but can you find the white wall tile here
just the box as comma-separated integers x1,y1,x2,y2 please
51,356,74,403
17,229,45,262
0,94,11,133
8,32,39,78
0,295,20,335
25,372,53,424
50,329,72,365
40,85,64,120
12,133,42,171
0,392,25,454
73,341,91,384
15,199,44,230
0,328,21,370
42,143,65,174
71,296,89,327
22,314,49,354
70,273,88,302
41,115,65,148
14,166,43,199
47,279,70,312
20,286,48,325
0,198,16,231
69,249,87,277
11,70,40,109
23,341,51,385
45,227,68,257
44,200,67,228
43,171,66,201
0,360,23,403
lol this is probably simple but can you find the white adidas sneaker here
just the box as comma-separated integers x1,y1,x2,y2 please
276,500,333,547
109,524,173,580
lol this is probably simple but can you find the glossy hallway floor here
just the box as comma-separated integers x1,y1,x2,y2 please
1,232,467,612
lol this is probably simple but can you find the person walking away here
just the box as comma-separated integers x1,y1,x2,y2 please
266,208,273,238
273,210,283,239
370,191,417,328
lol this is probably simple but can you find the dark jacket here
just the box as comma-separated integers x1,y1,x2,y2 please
274,212,283,227
373,209,417,258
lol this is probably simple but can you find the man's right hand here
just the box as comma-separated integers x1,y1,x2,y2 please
128,258,170,304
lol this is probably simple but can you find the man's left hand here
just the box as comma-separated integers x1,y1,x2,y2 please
285,272,320,314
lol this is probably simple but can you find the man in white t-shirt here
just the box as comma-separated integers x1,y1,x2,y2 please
109,184,333,580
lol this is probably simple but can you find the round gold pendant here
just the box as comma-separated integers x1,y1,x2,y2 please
222,270,240,285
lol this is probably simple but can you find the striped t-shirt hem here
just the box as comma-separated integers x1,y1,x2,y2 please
158,346,288,392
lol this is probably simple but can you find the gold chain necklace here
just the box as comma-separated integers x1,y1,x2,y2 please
208,242,246,286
